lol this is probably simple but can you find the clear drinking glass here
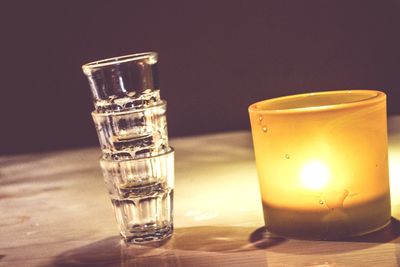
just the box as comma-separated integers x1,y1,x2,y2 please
82,52,160,112
92,101,169,160
100,148,175,243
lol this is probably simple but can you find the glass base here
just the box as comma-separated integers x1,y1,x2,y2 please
262,193,391,240
122,223,173,244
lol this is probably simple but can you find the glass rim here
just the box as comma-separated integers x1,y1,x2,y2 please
248,90,386,114
100,147,174,163
91,100,166,117
82,52,157,72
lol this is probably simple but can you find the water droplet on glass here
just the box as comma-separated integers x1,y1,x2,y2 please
262,126,268,132
285,154,290,159
258,116,263,124
319,200,324,205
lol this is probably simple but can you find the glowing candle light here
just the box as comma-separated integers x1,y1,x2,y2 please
249,90,391,239
300,160,330,190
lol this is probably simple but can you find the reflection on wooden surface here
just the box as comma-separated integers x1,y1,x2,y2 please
48,221,400,267
1,116,400,266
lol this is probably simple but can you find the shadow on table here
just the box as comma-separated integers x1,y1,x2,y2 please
48,226,279,267
249,217,400,255
346,217,400,243
49,220,400,266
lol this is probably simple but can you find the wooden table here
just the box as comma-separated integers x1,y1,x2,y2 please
1,116,400,267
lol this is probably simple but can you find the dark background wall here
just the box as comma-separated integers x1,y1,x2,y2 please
1,1,400,154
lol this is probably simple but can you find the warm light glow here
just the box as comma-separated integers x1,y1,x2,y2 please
389,150,400,205
300,160,330,190
249,90,391,239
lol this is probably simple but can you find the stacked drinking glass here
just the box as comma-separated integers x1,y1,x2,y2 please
82,52,174,243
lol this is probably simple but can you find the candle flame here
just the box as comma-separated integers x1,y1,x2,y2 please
300,160,330,190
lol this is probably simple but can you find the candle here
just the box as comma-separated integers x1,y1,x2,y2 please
248,90,391,239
